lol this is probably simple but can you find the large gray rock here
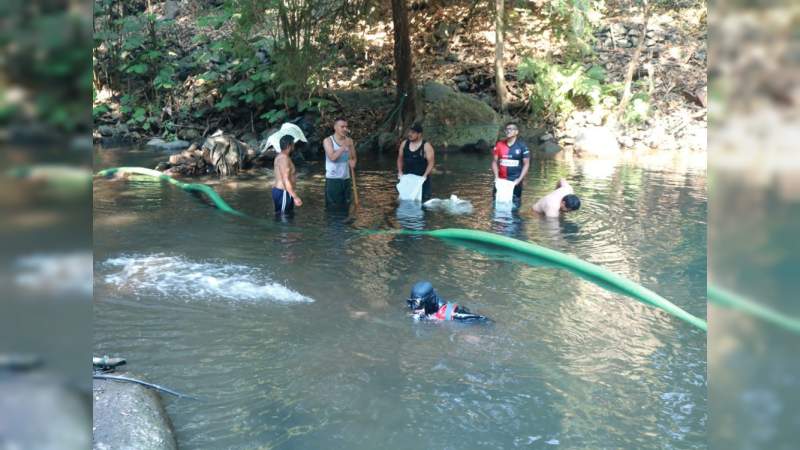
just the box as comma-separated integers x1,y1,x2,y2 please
146,138,190,152
541,141,562,156
93,373,177,450
573,126,621,158
421,82,500,151
177,128,200,141
98,125,115,137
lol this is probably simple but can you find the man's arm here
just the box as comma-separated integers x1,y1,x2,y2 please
323,136,347,161
396,140,405,178
422,142,435,178
491,144,500,179
515,157,530,185
532,197,544,214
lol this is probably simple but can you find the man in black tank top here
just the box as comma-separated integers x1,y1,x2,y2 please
396,123,435,201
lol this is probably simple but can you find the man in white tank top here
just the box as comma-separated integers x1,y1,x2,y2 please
322,117,357,207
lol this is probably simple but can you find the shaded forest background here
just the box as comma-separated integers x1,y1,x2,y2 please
91,0,706,156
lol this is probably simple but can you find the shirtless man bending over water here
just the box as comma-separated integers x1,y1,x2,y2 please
532,178,581,218
272,135,303,214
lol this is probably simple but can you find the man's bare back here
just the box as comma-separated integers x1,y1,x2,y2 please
532,178,579,218
273,153,295,191
271,136,302,213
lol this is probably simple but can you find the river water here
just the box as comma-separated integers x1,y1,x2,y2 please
94,147,707,449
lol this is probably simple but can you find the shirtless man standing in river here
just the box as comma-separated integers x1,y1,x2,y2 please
272,135,303,215
532,178,581,218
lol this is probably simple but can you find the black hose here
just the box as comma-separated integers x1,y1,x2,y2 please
93,374,199,400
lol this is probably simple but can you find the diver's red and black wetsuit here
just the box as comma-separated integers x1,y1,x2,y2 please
428,302,485,322
406,281,488,322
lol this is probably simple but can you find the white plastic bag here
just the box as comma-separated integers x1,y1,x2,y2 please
396,174,426,201
495,178,516,208
423,194,473,215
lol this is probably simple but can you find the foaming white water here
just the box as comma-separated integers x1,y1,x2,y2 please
102,254,313,303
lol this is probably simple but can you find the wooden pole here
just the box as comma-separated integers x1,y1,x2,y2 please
350,165,360,208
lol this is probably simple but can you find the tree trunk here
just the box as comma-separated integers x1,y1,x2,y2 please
391,0,416,132
614,0,650,123
495,0,508,112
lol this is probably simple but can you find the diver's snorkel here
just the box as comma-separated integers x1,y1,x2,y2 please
406,296,422,311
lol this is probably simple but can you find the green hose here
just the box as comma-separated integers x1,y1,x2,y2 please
95,167,246,217
397,228,708,332
708,284,800,334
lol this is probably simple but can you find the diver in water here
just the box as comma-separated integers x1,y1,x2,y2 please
406,281,489,322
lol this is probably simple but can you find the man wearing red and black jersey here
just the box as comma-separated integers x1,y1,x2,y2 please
491,123,530,209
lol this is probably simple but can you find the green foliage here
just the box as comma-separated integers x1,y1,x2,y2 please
153,67,176,91
1,8,91,132
196,10,232,29
93,104,111,119
92,0,369,134
542,0,605,56
623,92,651,124
518,58,620,123
260,109,288,124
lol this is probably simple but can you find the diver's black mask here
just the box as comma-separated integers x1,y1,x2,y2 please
406,281,439,315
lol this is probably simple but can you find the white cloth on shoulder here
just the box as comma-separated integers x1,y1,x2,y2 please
397,174,426,202
262,123,308,153
494,178,516,208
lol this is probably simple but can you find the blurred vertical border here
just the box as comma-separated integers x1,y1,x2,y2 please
0,0,92,448
709,1,800,449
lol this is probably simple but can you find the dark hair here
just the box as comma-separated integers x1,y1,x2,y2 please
563,194,581,211
410,122,423,133
333,117,347,125
279,135,295,151
505,122,519,130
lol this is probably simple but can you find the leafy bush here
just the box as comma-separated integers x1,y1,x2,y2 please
518,57,620,123
622,91,651,124
543,0,605,56
91,0,371,134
